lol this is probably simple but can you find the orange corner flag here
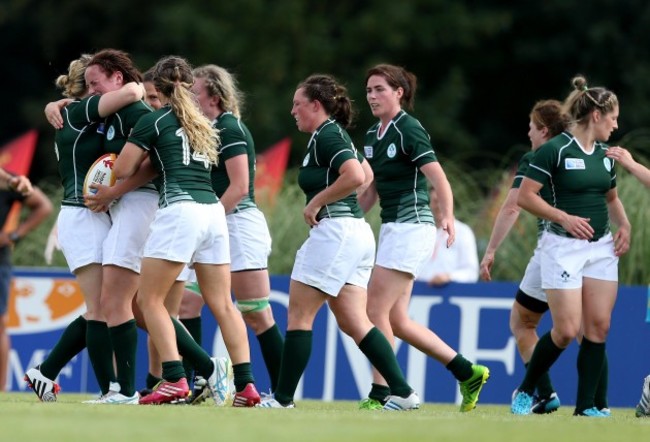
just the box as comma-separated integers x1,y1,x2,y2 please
255,137,291,208
0,130,38,175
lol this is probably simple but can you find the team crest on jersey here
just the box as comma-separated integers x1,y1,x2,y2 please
564,158,585,170
387,143,397,158
603,157,612,172
364,145,373,158
106,125,115,141
302,153,310,167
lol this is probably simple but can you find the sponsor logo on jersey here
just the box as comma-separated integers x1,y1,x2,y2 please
564,158,585,170
387,143,397,158
107,125,115,141
302,153,310,167
603,157,612,172
96,123,106,135
364,146,373,158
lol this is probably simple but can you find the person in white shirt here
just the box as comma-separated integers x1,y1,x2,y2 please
416,188,479,286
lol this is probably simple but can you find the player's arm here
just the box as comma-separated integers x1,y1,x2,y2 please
606,188,631,257
606,146,650,187
357,157,374,196
518,177,593,240
45,99,74,129
114,142,147,179
220,154,248,213
480,188,521,281
421,161,455,247
304,158,365,226
97,82,145,117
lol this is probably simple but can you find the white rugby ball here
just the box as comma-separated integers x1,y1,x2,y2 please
83,153,117,195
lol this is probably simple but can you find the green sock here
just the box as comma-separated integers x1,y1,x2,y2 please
519,332,564,394
359,327,411,397
171,317,212,378
179,316,203,379
446,354,474,382
368,383,391,404
109,319,138,396
532,365,556,398
594,353,609,409
275,330,312,405
233,362,255,391
161,360,186,382
40,316,87,380
179,316,202,379
575,337,605,413
86,320,116,395
256,323,284,391
146,373,162,390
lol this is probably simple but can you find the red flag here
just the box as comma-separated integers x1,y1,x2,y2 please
254,137,291,208
0,130,38,232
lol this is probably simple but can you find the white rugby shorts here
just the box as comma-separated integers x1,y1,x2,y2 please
375,222,436,278
103,191,158,272
58,206,111,272
227,208,272,272
291,217,375,296
144,201,230,266
540,231,618,290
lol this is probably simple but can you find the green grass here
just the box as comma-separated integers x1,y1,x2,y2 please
1,393,648,442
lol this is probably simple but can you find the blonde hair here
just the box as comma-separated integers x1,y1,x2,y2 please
152,56,219,165
563,75,618,126
193,64,244,119
55,54,92,98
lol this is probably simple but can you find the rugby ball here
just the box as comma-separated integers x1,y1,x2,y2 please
83,153,117,195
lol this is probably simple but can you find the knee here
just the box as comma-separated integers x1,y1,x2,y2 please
242,310,273,334
552,325,579,348
585,319,610,342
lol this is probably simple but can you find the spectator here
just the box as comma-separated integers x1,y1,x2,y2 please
416,188,479,286
0,184,53,390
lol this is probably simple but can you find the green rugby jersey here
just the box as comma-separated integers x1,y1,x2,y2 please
512,150,548,236
103,100,156,192
127,106,218,208
210,112,257,212
298,118,364,220
55,95,105,207
525,132,616,240
363,110,436,224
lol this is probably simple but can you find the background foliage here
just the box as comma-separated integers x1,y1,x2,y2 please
4,1,650,283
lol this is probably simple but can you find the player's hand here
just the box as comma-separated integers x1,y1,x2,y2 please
84,183,115,212
480,252,495,281
439,216,455,247
303,202,321,227
559,214,594,240
613,223,631,257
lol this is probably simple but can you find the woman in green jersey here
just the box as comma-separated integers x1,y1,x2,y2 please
186,64,283,399
258,74,418,410
25,55,146,402
481,100,568,414
359,64,489,412
114,55,260,406
512,75,630,417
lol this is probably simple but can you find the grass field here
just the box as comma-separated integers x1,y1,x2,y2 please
1,393,648,442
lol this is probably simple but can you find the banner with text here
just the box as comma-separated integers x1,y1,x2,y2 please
6,269,649,407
